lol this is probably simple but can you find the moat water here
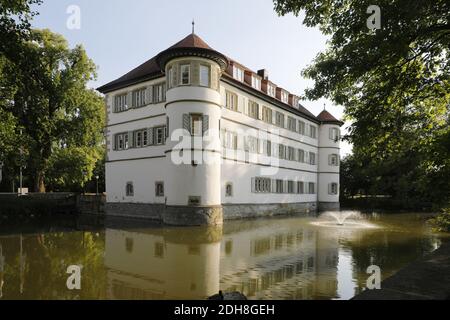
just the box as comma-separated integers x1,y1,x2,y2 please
0,211,447,300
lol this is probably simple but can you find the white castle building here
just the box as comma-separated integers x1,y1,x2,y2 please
97,32,342,225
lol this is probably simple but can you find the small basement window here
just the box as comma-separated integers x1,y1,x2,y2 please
126,182,134,197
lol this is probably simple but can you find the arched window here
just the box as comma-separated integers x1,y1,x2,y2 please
225,183,233,197
126,182,134,197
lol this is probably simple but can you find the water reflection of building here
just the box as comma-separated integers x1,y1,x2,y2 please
104,218,340,300
219,219,339,300
104,226,222,300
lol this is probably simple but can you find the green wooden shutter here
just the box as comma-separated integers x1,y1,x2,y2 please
183,114,190,133
148,128,154,145
202,115,209,136
166,117,169,138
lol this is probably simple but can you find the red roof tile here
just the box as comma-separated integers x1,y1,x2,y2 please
168,33,214,50
97,33,322,122
317,110,342,124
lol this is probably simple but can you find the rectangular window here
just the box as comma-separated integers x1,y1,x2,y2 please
155,127,165,145
248,101,259,119
309,125,317,139
225,91,238,111
143,130,148,146
288,181,294,194
281,91,289,103
287,117,297,132
298,149,305,163
233,66,244,82
155,182,164,197
266,140,272,157
330,154,339,166
329,183,338,195
288,147,295,161
262,106,272,123
180,64,190,85
254,177,271,193
190,114,203,136
225,183,233,197
330,128,340,141
153,83,166,103
123,133,130,149
308,182,315,194
252,76,261,90
276,179,284,193
276,112,285,128
298,121,306,135
245,136,258,153
267,84,276,97
135,130,142,148
309,152,316,165
278,144,286,159
167,67,173,88
114,94,128,112
126,182,134,196
132,89,146,108
297,181,304,194
200,65,210,87
222,130,238,150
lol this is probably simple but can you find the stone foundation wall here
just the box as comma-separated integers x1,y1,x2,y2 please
318,202,340,211
164,205,223,226
105,203,164,221
223,202,317,220
104,201,318,225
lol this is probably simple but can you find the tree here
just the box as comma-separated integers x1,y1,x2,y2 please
274,0,450,208
0,0,42,59
1,29,105,192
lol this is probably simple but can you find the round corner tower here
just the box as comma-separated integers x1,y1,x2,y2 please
317,110,343,211
156,33,228,226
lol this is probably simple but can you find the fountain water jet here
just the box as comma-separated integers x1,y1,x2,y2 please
311,211,378,229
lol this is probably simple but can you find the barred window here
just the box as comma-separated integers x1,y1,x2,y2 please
253,177,271,193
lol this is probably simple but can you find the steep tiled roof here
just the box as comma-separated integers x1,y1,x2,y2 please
97,33,322,122
168,33,214,50
317,110,343,125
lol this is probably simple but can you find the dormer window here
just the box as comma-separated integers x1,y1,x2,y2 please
267,84,276,97
251,76,261,90
281,91,289,104
292,96,299,108
233,66,244,82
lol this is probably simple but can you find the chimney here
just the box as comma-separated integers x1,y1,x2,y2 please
257,69,269,80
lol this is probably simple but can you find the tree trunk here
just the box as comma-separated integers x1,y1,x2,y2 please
34,170,46,193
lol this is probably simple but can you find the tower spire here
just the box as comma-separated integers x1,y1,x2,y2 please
192,19,195,34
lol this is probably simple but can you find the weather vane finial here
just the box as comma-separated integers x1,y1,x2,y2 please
192,19,195,34
324,103,326,110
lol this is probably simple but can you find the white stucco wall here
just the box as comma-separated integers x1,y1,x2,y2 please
104,68,340,207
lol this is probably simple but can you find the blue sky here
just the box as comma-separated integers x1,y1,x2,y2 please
31,0,351,155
